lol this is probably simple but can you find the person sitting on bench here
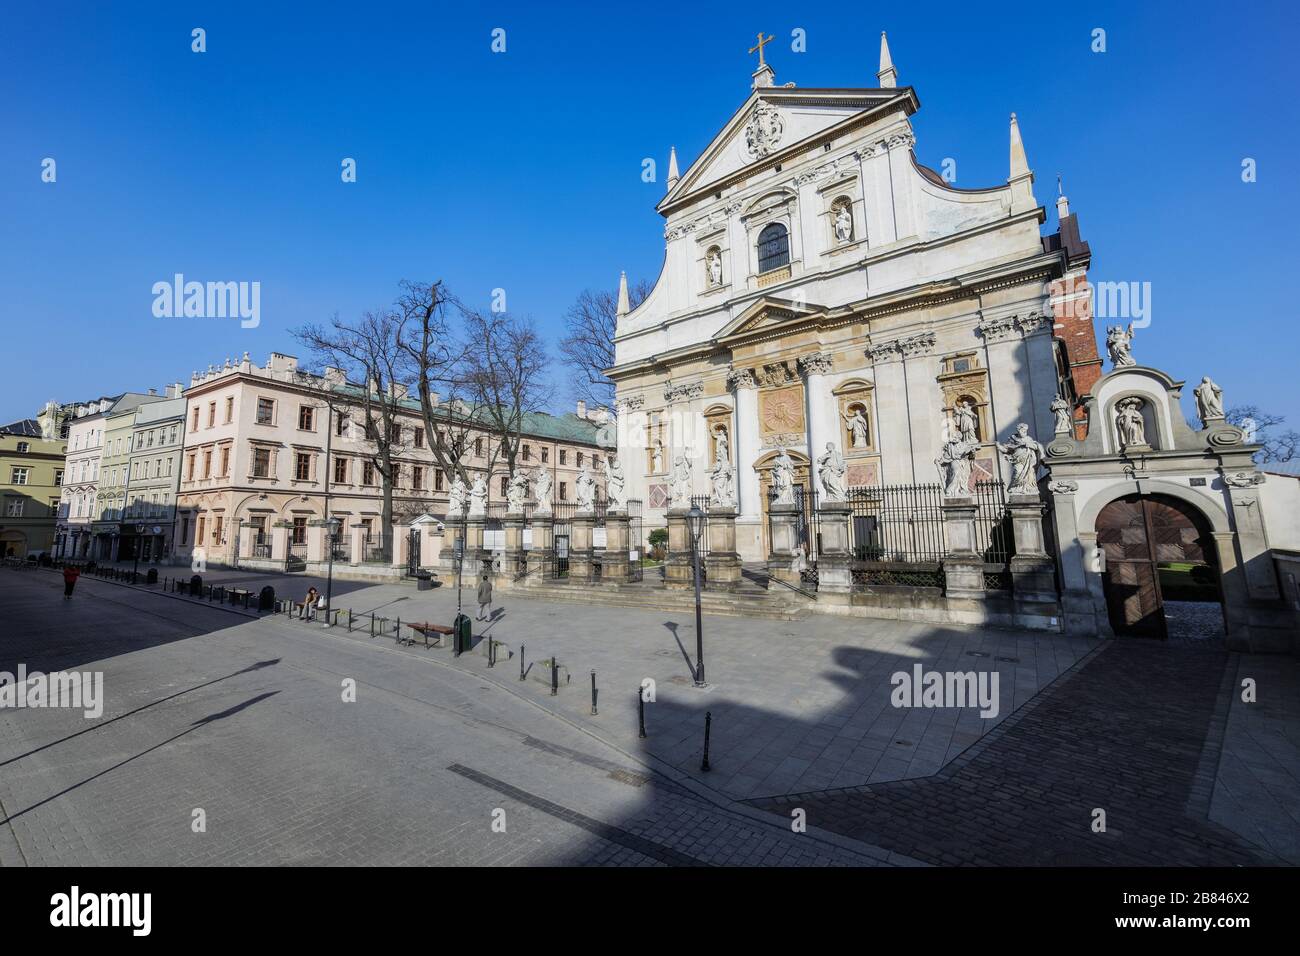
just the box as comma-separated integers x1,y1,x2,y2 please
300,586,320,620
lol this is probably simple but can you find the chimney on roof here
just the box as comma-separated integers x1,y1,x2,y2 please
147,388,157,396
877,32,898,88
324,366,346,386
166,383,183,398
576,400,587,419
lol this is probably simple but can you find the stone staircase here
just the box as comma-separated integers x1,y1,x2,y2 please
508,564,815,621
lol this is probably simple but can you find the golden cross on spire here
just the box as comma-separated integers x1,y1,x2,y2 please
749,32,774,68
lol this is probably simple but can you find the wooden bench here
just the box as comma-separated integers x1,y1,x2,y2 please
403,621,453,648
292,601,319,621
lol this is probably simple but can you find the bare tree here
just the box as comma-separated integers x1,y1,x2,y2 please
559,279,651,409
1227,405,1299,464
392,280,483,491
293,310,410,560
458,307,553,480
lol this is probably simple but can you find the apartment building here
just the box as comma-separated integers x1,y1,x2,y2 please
0,403,68,558
122,393,186,561
175,352,608,569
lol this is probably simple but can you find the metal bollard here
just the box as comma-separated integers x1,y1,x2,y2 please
347,608,353,632
487,636,494,667
395,616,400,639
370,613,376,638
701,711,712,772
638,689,647,739
551,656,558,696
519,643,525,681
590,670,597,716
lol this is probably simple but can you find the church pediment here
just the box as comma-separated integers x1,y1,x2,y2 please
714,295,825,343
660,88,913,213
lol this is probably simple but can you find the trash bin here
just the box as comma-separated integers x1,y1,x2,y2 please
453,613,472,655
190,574,202,596
146,568,158,585
259,585,275,611
416,570,433,592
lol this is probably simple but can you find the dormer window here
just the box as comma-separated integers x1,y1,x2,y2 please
757,222,790,273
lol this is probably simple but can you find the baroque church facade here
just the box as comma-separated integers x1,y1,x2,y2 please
610,35,1096,562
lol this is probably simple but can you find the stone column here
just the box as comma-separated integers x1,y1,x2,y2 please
1047,480,1099,635
814,500,852,598
348,523,365,565
465,515,486,575
527,514,554,585
570,511,595,580
501,512,527,584
665,507,694,589
1225,477,1281,602
603,512,630,582
767,501,803,586
800,352,834,472
271,522,290,565
419,525,442,568
730,368,760,521
940,498,985,599
704,506,741,590
1212,530,1253,652
238,521,256,560
1006,493,1057,603
306,520,326,563
391,522,410,569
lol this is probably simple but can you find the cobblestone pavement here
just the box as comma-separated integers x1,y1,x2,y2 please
749,638,1288,866
0,570,895,867
297,577,1098,800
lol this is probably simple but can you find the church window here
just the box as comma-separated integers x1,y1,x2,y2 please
757,223,790,273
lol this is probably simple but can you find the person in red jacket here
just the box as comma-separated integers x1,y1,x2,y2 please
62,564,80,600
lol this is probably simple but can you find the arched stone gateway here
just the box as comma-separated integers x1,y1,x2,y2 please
1095,493,1222,639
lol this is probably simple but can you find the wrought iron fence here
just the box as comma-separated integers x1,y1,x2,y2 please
845,482,946,563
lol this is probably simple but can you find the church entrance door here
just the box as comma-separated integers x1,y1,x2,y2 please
1095,494,1221,639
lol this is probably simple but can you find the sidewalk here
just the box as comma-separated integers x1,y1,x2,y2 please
306,579,1098,801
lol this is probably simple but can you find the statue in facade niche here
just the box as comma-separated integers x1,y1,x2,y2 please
1106,323,1136,368
669,454,693,508
711,423,729,465
447,474,468,516
709,458,736,508
834,203,853,243
468,475,488,516
1050,395,1073,435
997,423,1046,495
817,442,847,502
652,440,664,474
505,470,529,513
707,250,723,287
575,466,597,511
953,400,979,444
1195,376,1225,423
1115,398,1148,448
603,455,626,511
842,405,869,449
771,447,796,505
936,438,977,498
533,466,553,514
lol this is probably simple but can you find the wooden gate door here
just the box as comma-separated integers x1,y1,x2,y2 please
1095,494,1214,638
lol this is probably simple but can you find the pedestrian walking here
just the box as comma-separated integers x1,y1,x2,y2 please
62,564,80,600
476,573,493,622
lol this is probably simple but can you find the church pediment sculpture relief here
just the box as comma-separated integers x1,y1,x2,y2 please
743,101,785,160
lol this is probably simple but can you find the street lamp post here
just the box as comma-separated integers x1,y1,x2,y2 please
132,523,144,581
686,504,706,687
323,516,340,627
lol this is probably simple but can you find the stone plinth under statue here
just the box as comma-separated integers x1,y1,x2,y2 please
1006,494,1056,603
602,512,631,582
665,508,697,589
940,498,986,600
703,507,741,590
569,511,596,580
499,513,527,585
766,501,804,586
814,501,852,597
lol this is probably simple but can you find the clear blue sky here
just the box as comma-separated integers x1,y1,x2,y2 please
2,0,1296,428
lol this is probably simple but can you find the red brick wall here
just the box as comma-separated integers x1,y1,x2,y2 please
1050,272,1103,438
